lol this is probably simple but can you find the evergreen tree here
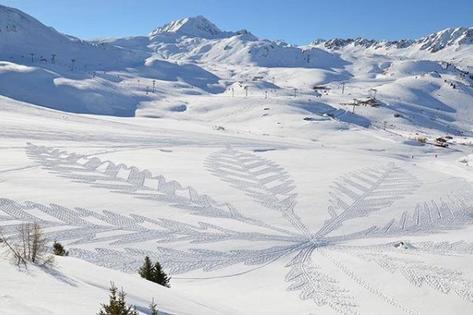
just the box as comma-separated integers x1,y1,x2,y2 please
150,298,158,315
138,256,153,280
151,261,171,288
53,241,68,256
97,282,138,315
138,257,171,287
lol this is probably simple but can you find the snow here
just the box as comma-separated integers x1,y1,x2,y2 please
418,27,473,52
150,16,228,39
1,4,473,314
0,256,234,315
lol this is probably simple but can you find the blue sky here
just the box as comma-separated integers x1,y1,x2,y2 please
2,0,473,44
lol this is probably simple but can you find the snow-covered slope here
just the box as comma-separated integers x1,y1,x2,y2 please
150,15,231,39
101,15,348,69
311,27,473,68
2,5,473,314
1,3,472,127
418,27,473,52
312,27,473,53
0,256,234,315
2,92,473,315
0,5,145,70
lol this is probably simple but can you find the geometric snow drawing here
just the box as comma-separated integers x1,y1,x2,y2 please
1,143,472,313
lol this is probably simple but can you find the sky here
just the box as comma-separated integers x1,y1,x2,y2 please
2,0,473,44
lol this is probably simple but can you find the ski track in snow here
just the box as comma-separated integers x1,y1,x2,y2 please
0,143,472,314
1,6,473,314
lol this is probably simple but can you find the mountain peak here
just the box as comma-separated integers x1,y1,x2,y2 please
150,16,225,39
418,26,473,52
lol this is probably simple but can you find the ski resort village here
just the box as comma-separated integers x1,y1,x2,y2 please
0,1,473,314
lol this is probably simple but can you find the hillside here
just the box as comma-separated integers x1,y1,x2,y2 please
0,4,471,138
0,256,233,315
1,4,473,315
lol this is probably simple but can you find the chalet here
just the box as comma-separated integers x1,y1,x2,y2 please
435,137,448,147
312,85,331,91
354,97,379,107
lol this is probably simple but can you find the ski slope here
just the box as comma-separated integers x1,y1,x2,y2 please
1,4,473,315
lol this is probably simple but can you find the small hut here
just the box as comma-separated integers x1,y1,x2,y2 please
435,137,448,147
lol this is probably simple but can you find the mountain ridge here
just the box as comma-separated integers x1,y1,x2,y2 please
1,3,471,59
0,4,472,129
311,26,473,52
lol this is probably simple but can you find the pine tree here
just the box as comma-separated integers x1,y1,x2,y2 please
53,241,68,256
97,282,138,315
138,257,171,287
139,256,153,281
150,298,158,315
151,261,171,288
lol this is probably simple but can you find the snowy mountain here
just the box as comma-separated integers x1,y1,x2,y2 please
149,15,232,39
0,4,472,123
312,27,473,52
0,3,472,129
2,4,473,315
312,37,415,50
106,15,344,69
0,5,145,69
418,27,473,52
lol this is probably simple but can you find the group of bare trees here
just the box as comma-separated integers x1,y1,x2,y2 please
0,223,54,267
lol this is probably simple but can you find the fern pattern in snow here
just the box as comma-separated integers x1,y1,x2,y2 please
1,143,472,314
